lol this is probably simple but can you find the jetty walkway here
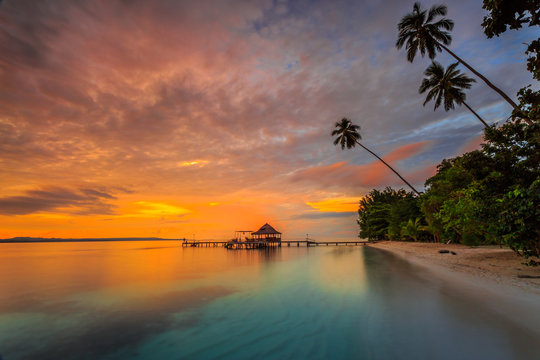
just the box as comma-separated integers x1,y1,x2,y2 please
180,240,366,248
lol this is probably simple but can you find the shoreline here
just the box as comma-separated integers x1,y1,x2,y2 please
367,241,540,336
367,241,540,294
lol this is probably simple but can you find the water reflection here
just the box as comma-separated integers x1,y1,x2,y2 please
310,247,368,295
0,242,539,360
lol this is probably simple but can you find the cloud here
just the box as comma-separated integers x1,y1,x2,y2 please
291,211,357,220
292,141,431,192
458,134,484,154
179,160,208,167
306,197,360,212
0,187,117,215
0,0,534,238
129,202,191,218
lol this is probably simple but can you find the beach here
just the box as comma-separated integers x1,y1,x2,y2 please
368,241,540,294
367,241,540,336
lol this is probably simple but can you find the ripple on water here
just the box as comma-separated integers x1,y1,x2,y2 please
0,242,539,360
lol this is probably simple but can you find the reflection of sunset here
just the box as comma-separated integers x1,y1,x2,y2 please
310,248,367,295
0,241,274,307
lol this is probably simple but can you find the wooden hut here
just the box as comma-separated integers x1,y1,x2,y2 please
251,223,281,244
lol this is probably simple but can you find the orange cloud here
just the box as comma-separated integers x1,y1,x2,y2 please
293,141,431,191
128,202,192,217
383,141,431,163
306,197,360,212
458,135,484,154
179,160,208,167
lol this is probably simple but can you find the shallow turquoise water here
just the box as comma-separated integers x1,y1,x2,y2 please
0,241,538,359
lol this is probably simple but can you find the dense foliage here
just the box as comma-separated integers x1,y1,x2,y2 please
358,188,423,242
482,0,539,80
358,120,539,261
355,2,539,264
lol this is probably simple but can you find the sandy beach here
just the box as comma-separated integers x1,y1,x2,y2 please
367,241,540,336
367,241,540,294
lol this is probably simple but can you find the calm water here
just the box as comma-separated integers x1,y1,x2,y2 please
0,241,539,360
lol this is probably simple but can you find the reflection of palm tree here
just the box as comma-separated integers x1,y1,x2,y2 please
420,62,488,128
396,2,518,110
331,118,420,195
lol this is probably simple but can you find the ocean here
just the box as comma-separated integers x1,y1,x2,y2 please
0,241,538,359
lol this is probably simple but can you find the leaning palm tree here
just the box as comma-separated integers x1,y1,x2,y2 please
332,118,421,195
420,61,488,128
396,2,518,111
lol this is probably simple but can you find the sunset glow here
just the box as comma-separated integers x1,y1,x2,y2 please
0,0,533,240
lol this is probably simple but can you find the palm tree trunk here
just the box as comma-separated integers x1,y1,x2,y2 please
462,101,489,128
436,42,522,113
355,141,421,195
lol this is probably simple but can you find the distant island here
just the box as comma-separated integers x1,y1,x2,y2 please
0,237,174,243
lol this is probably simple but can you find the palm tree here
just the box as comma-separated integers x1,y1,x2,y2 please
420,61,488,127
401,218,422,242
396,2,519,111
332,118,421,195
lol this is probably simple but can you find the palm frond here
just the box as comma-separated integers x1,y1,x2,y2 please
427,4,448,22
433,88,443,110
423,88,438,106
443,89,455,111
406,40,419,62
397,2,454,61
331,118,361,150
433,18,454,31
419,79,430,94
426,39,437,59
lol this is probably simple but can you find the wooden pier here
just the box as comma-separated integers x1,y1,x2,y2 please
179,224,365,249
181,240,228,247
181,240,366,248
285,240,366,247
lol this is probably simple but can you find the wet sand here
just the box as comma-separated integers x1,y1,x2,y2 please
367,241,540,335
368,241,540,293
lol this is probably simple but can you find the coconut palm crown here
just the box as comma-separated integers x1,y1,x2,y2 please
396,2,519,111
420,62,488,127
396,2,453,62
331,118,421,195
332,118,361,149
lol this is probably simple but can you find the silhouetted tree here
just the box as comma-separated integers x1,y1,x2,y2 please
396,2,518,110
332,118,420,195
420,61,488,127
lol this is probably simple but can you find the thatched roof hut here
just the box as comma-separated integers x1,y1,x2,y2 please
251,223,281,241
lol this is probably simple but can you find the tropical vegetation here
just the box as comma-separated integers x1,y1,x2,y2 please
348,1,539,264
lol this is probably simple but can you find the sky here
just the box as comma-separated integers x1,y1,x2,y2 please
0,0,536,240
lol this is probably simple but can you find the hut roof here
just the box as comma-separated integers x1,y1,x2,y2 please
251,223,281,235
